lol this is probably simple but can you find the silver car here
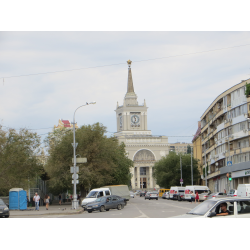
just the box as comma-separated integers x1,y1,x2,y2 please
145,192,158,200
162,192,169,199
199,192,210,201
207,192,227,200
227,189,237,197
172,197,250,218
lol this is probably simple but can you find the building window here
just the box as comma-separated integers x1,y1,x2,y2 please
140,167,147,175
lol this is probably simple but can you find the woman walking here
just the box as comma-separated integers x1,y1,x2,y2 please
45,194,50,210
195,191,200,203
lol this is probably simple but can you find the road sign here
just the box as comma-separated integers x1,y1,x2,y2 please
70,166,79,173
227,161,232,166
72,174,78,180
72,157,87,164
72,180,79,184
180,179,183,182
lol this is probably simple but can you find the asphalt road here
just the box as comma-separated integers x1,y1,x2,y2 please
58,195,200,218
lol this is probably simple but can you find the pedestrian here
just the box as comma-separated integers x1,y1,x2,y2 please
33,192,40,211
224,189,227,194
44,194,50,210
59,194,62,205
195,191,200,203
190,191,195,203
66,194,69,202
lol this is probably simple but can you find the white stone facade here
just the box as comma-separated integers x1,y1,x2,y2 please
114,60,169,190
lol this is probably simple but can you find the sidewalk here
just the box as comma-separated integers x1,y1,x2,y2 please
9,204,85,217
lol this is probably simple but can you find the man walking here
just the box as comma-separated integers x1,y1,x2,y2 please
33,192,40,211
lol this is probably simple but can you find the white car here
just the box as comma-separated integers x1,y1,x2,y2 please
172,197,250,218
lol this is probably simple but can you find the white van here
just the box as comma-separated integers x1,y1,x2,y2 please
237,184,250,198
81,185,130,207
81,188,111,207
169,186,186,199
184,186,210,201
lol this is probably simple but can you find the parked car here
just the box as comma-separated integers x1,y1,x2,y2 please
140,191,147,197
172,197,250,218
0,199,9,218
227,189,237,197
207,192,227,200
162,192,169,199
184,186,210,201
145,192,158,200
130,191,135,198
173,191,185,201
199,192,210,201
84,195,126,213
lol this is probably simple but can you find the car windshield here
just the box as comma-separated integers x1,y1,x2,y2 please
86,191,98,198
0,199,5,205
187,200,217,215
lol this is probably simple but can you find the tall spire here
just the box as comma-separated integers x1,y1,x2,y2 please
127,59,134,93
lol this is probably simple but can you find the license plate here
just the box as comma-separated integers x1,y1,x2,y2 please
87,207,92,209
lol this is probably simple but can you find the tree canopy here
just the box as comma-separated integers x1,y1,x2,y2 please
0,125,43,196
153,151,200,188
44,123,133,196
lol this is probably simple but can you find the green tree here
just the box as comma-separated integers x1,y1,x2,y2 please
0,125,43,196
44,123,133,196
153,151,200,188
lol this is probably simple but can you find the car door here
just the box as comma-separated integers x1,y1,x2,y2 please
208,201,236,218
105,197,112,209
236,200,250,218
111,196,119,208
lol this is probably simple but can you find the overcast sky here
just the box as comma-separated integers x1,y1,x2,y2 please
1,31,250,146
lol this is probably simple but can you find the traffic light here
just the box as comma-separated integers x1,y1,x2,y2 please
229,172,232,181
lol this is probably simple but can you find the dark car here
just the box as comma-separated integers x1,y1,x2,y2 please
0,199,9,218
140,191,147,197
85,195,126,213
173,192,185,201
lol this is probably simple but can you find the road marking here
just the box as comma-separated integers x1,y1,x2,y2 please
134,204,149,218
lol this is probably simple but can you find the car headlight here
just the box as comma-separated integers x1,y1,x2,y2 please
4,207,9,211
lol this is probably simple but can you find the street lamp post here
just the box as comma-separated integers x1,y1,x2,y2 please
72,102,96,209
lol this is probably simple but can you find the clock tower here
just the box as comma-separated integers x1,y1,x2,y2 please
114,60,169,190
115,60,151,136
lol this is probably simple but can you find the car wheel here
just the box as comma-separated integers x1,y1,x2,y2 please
88,211,92,213
117,204,122,210
106,209,110,211
100,206,105,212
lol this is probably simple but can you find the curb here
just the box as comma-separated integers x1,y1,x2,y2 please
10,208,86,217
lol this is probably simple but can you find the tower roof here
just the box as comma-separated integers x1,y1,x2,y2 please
126,59,135,94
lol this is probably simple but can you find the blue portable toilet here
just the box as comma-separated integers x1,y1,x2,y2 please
9,188,27,210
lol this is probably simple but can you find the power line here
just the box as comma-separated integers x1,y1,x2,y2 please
1,42,250,80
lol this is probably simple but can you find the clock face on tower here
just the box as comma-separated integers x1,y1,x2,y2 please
131,115,140,125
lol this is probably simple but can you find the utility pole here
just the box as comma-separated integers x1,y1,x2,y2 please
180,155,182,187
191,146,193,186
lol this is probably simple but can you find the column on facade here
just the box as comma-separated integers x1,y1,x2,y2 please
131,167,135,189
149,166,153,189
137,166,140,189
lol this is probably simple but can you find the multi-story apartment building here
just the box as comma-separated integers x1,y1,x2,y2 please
169,142,193,154
199,79,250,192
